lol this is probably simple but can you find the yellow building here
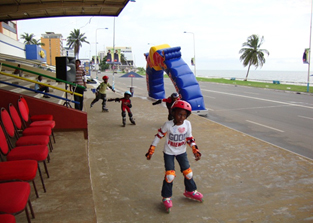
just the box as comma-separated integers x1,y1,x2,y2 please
41,32,64,66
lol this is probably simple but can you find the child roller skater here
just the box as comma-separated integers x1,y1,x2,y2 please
145,100,203,213
108,91,136,127
90,75,115,112
152,92,180,120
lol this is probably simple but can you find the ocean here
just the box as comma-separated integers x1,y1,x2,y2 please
196,70,312,85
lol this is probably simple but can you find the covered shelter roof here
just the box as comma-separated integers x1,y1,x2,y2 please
0,0,130,22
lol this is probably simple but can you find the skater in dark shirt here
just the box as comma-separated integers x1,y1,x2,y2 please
152,92,180,120
108,91,136,127
145,100,203,213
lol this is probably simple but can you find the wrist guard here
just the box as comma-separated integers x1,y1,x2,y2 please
192,145,201,161
145,145,155,160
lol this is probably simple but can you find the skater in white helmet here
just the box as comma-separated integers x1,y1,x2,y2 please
145,100,203,213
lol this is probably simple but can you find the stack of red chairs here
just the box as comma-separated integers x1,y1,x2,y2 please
0,126,38,222
1,107,53,155
18,96,56,144
0,96,57,222
0,107,50,185
9,103,54,152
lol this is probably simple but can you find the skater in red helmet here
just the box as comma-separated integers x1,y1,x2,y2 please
145,100,203,213
108,91,136,127
152,92,180,121
90,75,115,112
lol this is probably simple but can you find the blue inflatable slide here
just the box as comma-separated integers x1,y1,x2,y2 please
144,44,207,115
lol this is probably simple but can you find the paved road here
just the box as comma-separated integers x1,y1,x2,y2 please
97,71,313,159
198,82,313,159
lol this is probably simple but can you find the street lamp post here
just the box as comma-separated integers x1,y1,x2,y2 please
306,0,312,92
184,31,196,77
95,27,108,79
112,17,116,89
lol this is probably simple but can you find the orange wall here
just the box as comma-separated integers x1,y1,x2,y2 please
0,89,88,139
41,37,62,66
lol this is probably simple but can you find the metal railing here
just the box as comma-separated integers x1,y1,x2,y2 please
0,63,86,105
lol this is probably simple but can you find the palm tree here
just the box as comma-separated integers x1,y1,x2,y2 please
239,34,269,81
20,32,35,45
66,29,89,59
120,53,127,65
31,39,45,46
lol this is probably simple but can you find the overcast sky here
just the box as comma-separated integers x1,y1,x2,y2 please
17,0,311,71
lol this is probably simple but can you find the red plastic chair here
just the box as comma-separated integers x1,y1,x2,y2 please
8,103,54,152
20,96,53,121
0,214,16,223
0,160,41,198
1,107,52,153
0,182,34,223
18,97,56,143
0,122,49,192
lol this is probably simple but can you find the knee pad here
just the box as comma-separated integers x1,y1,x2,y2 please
122,111,126,117
183,168,193,180
165,170,176,183
128,112,133,118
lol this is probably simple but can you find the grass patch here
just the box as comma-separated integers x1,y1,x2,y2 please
196,77,313,93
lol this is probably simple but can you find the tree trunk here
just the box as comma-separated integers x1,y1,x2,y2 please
244,63,252,81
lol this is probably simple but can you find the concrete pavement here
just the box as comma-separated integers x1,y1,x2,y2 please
15,87,313,223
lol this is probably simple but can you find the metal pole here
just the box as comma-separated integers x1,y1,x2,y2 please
184,31,196,77
192,32,197,77
307,0,312,93
113,17,116,89
95,28,108,79
95,29,98,79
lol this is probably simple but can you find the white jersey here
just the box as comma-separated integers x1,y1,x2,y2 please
152,120,193,155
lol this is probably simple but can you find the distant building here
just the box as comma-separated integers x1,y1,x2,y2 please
0,21,47,66
0,21,18,40
63,47,75,57
105,46,134,66
0,21,31,61
98,51,106,63
41,32,64,66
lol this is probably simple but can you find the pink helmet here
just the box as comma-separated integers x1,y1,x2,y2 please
102,75,109,80
171,100,192,116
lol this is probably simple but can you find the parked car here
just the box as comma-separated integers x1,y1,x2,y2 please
86,76,100,93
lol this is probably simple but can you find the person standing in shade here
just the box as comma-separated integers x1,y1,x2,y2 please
74,59,86,111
